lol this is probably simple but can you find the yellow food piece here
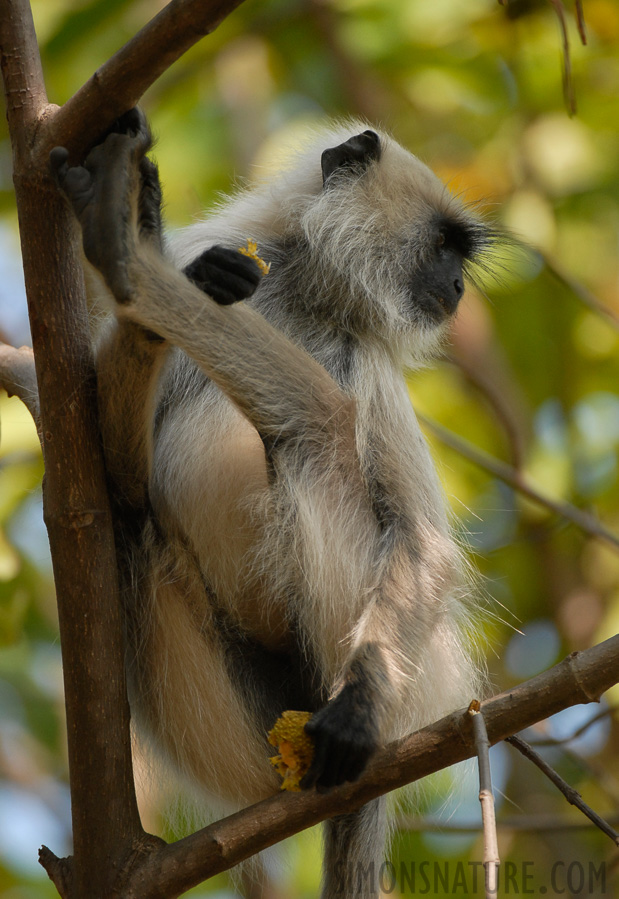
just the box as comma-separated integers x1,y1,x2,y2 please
238,238,271,276
268,710,314,792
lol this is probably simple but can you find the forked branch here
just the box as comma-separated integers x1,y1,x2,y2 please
45,0,247,160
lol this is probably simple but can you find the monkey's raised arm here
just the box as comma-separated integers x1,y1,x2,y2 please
51,113,354,454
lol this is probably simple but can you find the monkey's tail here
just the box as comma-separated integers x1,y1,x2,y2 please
321,796,387,899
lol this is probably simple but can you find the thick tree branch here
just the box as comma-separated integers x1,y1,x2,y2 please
111,635,619,898
1,1,143,895
45,0,247,160
2,1,257,896
0,0,47,152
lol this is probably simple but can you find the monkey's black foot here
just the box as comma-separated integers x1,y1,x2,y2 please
50,108,153,303
183,246,261,305
301,688,379,790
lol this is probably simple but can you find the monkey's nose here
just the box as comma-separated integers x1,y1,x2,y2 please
454,277,464,301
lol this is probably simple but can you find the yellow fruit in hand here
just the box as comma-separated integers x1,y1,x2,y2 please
268,710,314,792
238,238,271,276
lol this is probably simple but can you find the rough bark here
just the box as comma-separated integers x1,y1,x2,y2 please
0,1,145,895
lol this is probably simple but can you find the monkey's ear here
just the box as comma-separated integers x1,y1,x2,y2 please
321,130,381,187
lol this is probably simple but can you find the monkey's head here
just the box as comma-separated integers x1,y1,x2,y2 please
281,122,494,358
175,121,495,361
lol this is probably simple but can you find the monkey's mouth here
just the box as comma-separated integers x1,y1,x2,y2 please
416,290,458,324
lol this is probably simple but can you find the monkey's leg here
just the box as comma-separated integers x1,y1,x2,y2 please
126,529,281,808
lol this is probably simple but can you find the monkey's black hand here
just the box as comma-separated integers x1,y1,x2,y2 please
50,108,153,303
301,687,379,791
183,246,261,306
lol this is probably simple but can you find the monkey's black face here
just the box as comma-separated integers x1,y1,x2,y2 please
411,244,464,322
410,217,481,324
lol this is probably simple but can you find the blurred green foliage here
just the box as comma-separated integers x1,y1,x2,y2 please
0,0,618,896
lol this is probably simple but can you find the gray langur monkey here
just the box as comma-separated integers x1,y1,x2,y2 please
51,109,491,898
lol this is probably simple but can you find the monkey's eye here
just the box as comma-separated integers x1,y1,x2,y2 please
434,219,476,259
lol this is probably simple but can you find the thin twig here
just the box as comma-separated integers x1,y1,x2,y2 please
396,812,619,834
447,353,527,470
506,734,619,846
548,0,577,114
526,704,617,747
470,702,500,898
418,413,619,552
543,252,619,330
0,342,41,439
508,240,619,330
575,0,587,45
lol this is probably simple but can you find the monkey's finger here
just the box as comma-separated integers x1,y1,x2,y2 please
199,262,260,294
49,146,69,182
206,246,262,278
113,107,150,141
50,149,97,218
317,740,349,789
342,745,373,783
187,270,259,305
300,730,330,790
318,735,373,788
94,107,152,160
205,285,249,306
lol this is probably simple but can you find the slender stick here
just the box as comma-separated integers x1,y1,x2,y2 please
575,0,587,45
543,252,619,329
527,704,617,747
547,0,576,115
396,812,619,834
470,702,500,899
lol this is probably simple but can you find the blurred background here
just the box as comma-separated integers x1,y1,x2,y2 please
0,0,618,896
